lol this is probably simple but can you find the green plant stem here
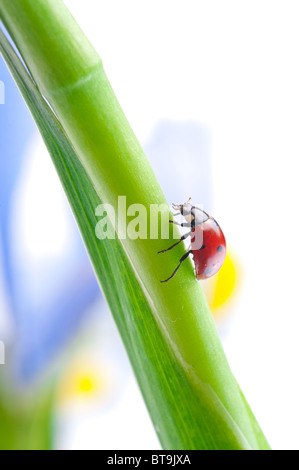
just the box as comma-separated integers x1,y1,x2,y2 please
0,0,269,449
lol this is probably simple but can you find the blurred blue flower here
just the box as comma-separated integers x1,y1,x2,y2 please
0,56,100,382
144,119,213,209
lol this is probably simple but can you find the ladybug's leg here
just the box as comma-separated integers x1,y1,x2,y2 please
169,220,192,228
160,250,192,283
158,231,192,254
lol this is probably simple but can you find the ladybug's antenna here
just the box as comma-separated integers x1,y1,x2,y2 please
171,203,180,212
171,197,192,213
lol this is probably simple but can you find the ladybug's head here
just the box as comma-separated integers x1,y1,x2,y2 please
172,201,192,216
172,199,210,226
172,200,194,225
172,197,192,216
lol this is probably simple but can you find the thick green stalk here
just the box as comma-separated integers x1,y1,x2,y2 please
0,0,269,449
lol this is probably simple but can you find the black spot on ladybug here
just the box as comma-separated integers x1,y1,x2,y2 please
203,267,214,276
217,246,223,252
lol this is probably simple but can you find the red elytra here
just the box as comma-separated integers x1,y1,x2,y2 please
158,200,226,283
191,218,226,280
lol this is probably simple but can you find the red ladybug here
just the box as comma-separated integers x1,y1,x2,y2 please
159,199,226,282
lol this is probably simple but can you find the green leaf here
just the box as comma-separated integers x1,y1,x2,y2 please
0,373,54,450
0,1,270,450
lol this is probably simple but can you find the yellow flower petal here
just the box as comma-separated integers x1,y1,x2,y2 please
204,248,241,317
57,356,110,404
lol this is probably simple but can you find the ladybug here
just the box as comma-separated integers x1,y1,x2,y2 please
159,199,226,282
